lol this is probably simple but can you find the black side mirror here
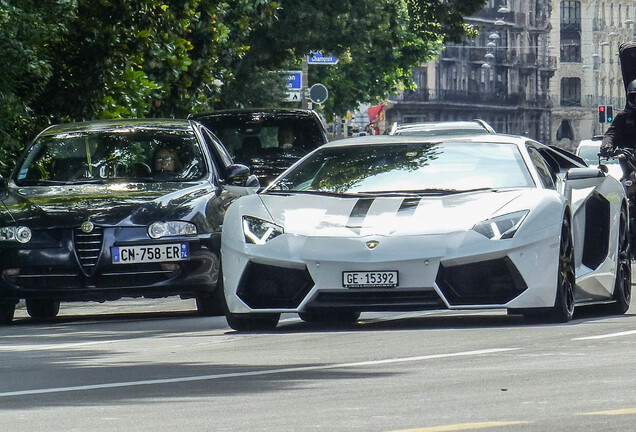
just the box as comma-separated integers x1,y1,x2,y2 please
225,164,253,187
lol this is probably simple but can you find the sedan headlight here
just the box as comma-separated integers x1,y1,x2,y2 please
472,210,529,240
243,216,283,244
0,226,32,243
148,221,197,239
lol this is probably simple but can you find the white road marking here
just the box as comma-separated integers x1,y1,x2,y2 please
0,347,518,397
572,329,636,340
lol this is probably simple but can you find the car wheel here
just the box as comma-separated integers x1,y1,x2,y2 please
0,302,16,325
195,293,224,317
611,205,632,314
26,299,60,319
299,309,360,324
219,275,280,331
225,312,280,331
545,216,576,323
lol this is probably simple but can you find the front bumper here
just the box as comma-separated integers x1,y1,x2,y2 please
222,225,561,314
0,226,221,302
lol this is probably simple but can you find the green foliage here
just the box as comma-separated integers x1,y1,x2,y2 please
0,0,486,176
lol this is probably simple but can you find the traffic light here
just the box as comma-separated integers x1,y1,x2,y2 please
598,105,606,123
606,105,614,123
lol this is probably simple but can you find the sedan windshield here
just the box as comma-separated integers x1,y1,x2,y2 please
15,129,208,185
268,142,534,194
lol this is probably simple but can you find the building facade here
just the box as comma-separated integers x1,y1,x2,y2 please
387,0,556,143
549,0,633,151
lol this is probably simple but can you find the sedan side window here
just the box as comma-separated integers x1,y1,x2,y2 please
528,147,556,190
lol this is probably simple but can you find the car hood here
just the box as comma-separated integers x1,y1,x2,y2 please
258,189,529,236
0,182,212,229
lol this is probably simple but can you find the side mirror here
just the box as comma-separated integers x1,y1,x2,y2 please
565,167,605,180
225,164,257,187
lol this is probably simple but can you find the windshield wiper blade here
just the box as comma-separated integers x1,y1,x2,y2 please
67,178,107,184
360,187,496,196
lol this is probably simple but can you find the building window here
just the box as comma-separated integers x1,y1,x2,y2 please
560,1,581,62
561,77,581,106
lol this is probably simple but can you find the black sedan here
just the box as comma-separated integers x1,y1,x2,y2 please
0,119,258,324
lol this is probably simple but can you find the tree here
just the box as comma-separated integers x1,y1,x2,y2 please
0,0,487,175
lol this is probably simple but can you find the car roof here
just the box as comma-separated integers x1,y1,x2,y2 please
325,133,524,148
190,108,320,120
390,120,496,135
38,118,195,137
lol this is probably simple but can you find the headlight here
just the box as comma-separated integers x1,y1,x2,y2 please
243,216,283,244
472,210,529,240
148,221,197,239
0,226,32,243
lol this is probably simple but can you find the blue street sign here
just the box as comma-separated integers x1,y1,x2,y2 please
307,52,339,65
285,71,302,90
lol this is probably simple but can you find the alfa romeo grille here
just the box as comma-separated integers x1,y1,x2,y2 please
74,227,104,273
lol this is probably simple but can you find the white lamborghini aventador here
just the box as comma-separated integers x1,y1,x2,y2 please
220,135,630,330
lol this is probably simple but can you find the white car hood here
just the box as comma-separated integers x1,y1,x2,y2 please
259,190,527,237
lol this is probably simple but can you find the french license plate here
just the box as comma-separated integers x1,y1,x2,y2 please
343,271,398,288
112,243,189,264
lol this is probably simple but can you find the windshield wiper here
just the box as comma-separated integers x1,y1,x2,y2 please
359,187,496,196
16,179,69,186
67,178,107,185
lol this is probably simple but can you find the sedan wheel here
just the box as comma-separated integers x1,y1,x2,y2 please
299,309,361,324
26,299,60,320
611,205,632,314
195,292,224,317
225,312,280,331
545,217,576,323
0,302,16,325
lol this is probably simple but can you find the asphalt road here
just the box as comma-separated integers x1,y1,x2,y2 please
2,296,636,432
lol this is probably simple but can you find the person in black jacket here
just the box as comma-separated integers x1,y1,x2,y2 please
601,79,636,155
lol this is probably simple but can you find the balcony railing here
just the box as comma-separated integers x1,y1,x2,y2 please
436,90,523,105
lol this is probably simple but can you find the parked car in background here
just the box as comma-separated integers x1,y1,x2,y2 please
0,119,258,324
190,108,329,187
388,119,496,136
220,134,630,330
576,136,623,180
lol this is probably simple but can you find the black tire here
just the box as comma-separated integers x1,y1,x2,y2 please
611,205,632,314
299,309,361,324
195,292,224,317
225,312,280,331
26,299,60,319
0,302,16,325
545,216,576,323
218,273,280,331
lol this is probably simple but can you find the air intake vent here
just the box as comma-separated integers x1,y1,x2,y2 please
74,227,104,273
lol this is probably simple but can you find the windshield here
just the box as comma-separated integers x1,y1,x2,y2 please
197,115,326,162
268,142,533,194
15,129,208,185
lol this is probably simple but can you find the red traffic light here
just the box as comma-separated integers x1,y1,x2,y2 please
598,105,606,123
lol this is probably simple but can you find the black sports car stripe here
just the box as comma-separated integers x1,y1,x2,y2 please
347,198,375,234
398,197,421,216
